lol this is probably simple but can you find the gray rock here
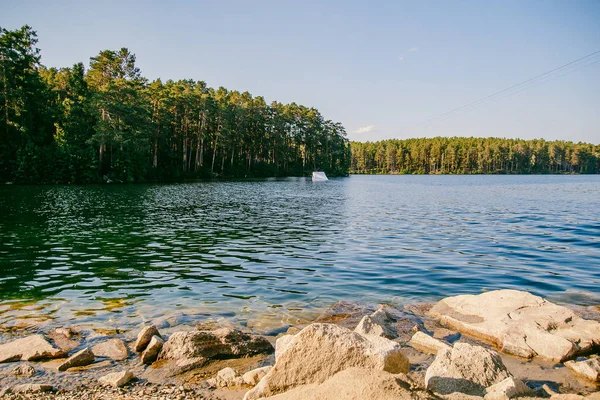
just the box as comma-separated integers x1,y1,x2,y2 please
425,342,512,396
12,363,36,377
242,366,272,386
409,331,452,354
98,369,134,387
564,358,600,382
159,328,273,363
91,338,129,361
0,334,66,362
429,289,600,362
57,347,95,371
134,325,161,353
141,335,164,365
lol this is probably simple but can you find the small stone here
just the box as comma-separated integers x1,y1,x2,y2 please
92,338,129,361
141,335,164,365
354,306,397,339
485,377,533,400
215,367,243,387
242,366,272,386
134,325,161,353
54,327,76,338
408,331,452,354
565,358,600,382
98,369,134,388
57,347,95,371
12,363,36,377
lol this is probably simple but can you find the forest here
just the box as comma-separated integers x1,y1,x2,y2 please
351,137,600,175
0,26,351,184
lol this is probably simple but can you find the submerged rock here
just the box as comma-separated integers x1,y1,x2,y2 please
429,289,600,362
12,363,36,377
57,347,95,371
0,334,66,362
213,367,244,387
91,338,129,361
262,367,433,400
243,323,410,400
98,369,134,388
314,300,372,328
425,342,512,396
564,358,600,382
134,325,161,353
409,331,452,354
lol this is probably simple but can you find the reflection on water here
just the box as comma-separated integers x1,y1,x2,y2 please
0,175,599,331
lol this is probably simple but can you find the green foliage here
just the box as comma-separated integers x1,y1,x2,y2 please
350,137,600,175
0,26,349,183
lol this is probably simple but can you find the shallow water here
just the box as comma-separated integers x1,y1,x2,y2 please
1,175,599,332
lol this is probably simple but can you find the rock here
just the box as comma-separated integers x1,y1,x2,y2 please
409,331,452,354
259,367,434,400
565,358,600,382
91,338,129,361
354,306,397,339
67,359,113,372
242,366,272,386
47,330,80,352
57,347,95,371
12,363,36,376
0,334,66,362
425,342,512,396
214,367,244,387
484,377,533,400
134,325,161,353
314,300,372,328
429,289,600,362
286,326,301,335
275,334,296,360
159,328,273,364
243,323,410,400
141,335,164,365
7,384,53,393
54,327,76,338
98,369,134,387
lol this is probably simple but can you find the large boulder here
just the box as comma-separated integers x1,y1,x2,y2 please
57,347,95,371
98,369,134,388
243,323,410,400
564,358,600,382
263,367,434,400
0,335,66,362
134,325,161,353
425,342,512,396
429,290,600,362
159,328,273,371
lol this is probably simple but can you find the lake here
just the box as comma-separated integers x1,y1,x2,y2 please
1,175,599,332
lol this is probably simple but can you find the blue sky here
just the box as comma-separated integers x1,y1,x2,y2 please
3,0,600,143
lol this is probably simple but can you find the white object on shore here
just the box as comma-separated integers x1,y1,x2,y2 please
312,171,328,181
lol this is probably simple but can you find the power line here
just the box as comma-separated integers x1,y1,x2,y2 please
404,49,600,132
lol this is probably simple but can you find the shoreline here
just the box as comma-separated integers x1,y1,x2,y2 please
1,291,599,399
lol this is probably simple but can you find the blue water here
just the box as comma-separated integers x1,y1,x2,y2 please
0,175,599,330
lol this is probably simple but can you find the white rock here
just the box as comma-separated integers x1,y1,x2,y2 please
57,347,95,371
214,367,244,387
485,377,533,400
564,358,600,382
428,290,600,362
243,323,409,400
275,334,296,360
98,369,134,388
354,306,396,339
242,366,272,386
12,363,36,377
141,335,164,365
409,331,452,354
425,342,512,396
0,335,65,362
134,325,161,353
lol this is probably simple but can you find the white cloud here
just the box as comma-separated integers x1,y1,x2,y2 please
353,125,375,134
408,46,418,52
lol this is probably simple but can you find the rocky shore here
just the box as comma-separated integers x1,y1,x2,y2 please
1,289,599,399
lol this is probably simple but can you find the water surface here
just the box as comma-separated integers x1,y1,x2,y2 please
1,175,599,331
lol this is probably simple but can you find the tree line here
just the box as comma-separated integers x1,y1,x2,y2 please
351,137,600,174
0,26,351,184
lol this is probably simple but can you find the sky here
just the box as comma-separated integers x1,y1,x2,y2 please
2,0,600,143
